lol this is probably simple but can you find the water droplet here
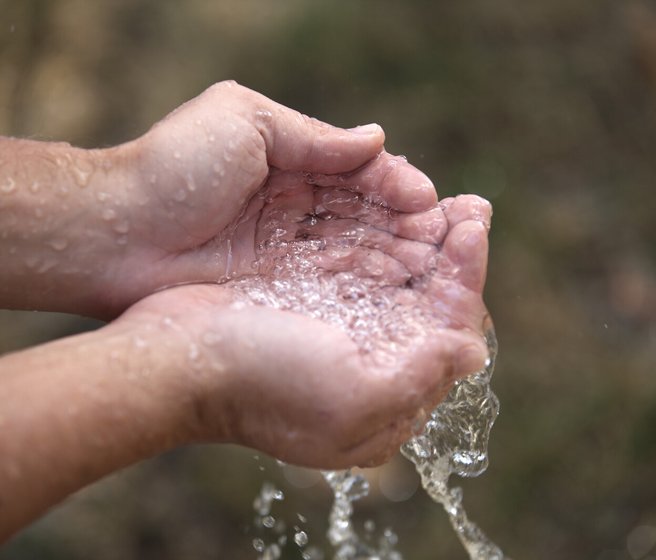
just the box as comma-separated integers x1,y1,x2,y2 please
113,219,130,234
1,177,16,194
133,335,148,348
208,134,215,143
262,515,276,528
174,189,187,202
48,238,68,251
201,331,222,346
294,530,308,547
262,544,281,560
255,109,273,122
29,181,39,193
102,208,117,221
173,151,181,159
185,175,196,192
277,534,287,546
71,156,94,187
297,513,307,523
188,343,200,362
252,538,265,552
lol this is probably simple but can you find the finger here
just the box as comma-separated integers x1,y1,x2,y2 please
441,220,490,293
298,218,439,277
441,194,492,230
307,247,412,286
390,208,448,245
229,84,386,173
306,151,437,212
312,189,448,245
348,329,488,463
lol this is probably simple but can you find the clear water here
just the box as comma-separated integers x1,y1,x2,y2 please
320,326,503,560
226,183,505,558
400,326,504,560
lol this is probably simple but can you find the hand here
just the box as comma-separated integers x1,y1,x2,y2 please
117,188,492,469
0,81,436,317
94,82,436,317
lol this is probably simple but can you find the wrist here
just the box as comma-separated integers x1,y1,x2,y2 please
82,318,203,452
108,287,242,446
0,136,142,316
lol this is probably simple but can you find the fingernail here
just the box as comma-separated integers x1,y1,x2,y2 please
455,344,487,377
348,123,381,135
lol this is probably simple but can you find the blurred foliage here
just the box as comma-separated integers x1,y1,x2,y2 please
1,0,656,558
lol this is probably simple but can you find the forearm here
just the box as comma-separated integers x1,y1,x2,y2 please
0,137,140,317
0,321,201,542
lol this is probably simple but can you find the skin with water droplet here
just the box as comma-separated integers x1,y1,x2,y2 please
1,177,16,194
101,208,117,221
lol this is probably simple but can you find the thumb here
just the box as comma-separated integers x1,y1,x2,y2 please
251,92,385,173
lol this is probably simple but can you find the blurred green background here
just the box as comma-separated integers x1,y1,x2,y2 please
1,0,655,558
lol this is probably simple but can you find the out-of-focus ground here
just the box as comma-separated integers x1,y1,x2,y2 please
1,1,655,558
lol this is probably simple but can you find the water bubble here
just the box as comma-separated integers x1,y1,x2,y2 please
252,538,265,552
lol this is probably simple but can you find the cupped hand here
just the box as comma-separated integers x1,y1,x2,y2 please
102,81,436,316
117,184,492,469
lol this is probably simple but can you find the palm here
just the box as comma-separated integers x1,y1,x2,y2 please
123,171,492,467
224,171,491,372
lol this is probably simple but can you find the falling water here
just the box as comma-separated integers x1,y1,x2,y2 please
227,181,504,558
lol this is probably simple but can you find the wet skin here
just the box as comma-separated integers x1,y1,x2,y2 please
0,82,492,541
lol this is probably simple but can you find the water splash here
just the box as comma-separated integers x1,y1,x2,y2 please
324,468,402,560
252,482,286,560
319,329,503,560
400,327,505,560
232,183,505,558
